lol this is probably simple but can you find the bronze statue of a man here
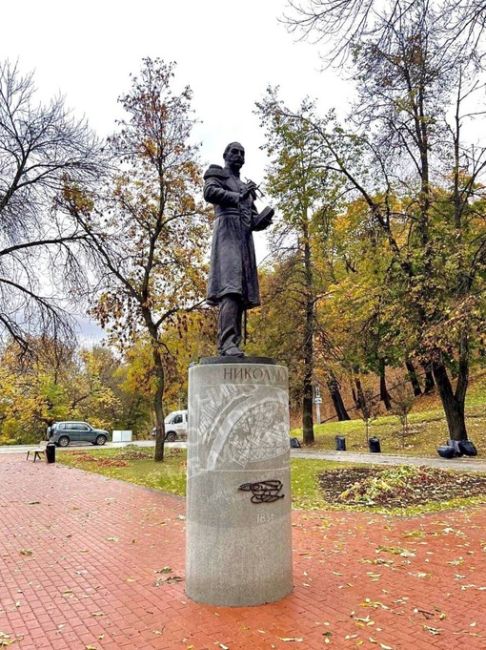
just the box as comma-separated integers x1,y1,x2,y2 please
204,142,274,357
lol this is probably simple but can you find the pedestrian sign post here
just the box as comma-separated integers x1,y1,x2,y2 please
313,386,322,424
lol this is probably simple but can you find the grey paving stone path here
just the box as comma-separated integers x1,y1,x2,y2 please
0,440,184,454
2,439,484,471
291,449,486,472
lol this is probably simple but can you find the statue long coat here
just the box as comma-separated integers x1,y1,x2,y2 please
204,164,265,309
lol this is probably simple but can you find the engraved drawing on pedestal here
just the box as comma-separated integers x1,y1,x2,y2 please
189,381,289,475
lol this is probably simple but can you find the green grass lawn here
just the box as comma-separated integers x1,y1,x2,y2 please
58,446,485,515
59,447,345,507
59,447,187,496
293,371,486,457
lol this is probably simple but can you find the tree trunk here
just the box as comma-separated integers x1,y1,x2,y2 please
327,376,351,420
354,376,366,413
378,359,392,411
432,359,468,441
301,321,314,444
405,360,422,396
422,363,435,394
302,380,314,444
302,224,314,444
152,343,166,462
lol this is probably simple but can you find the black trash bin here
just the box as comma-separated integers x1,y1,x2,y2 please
368,437,381,453
459,440,478,457
46,442,56,464
336,436,346,451
437,444,456,459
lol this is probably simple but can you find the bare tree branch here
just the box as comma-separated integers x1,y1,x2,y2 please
0,60,104,351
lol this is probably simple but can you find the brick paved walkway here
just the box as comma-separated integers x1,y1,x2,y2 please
0,455,484,650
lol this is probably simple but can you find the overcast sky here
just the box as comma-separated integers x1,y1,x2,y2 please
1,0,353,174
1,0,353,344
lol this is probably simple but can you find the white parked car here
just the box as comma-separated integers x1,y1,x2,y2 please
152,410,188,441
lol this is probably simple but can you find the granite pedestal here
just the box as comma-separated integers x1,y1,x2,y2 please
185,358,293,606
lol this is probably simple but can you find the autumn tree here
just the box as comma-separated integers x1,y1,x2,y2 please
247,260,309,413
256,91,345,443
279,1,486,440
391,383,415,448
344,3,485,440
0,60,102,351
317,192,401,415
0,338,121,443
118,308,216,429
68,346,123,427
63,58,209,461
160,307,216,406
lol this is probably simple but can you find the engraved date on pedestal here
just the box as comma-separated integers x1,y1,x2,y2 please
239,480,284,504
256,512,275,525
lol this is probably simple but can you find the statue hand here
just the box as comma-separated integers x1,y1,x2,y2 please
240,180,258,201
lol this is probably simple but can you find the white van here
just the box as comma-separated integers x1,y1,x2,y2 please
163,410,188,441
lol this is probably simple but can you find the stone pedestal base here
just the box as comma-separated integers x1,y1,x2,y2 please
186,360,293,606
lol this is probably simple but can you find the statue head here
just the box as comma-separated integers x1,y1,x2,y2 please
223,142,245,171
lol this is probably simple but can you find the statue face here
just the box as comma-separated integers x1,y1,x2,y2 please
224,143,245,170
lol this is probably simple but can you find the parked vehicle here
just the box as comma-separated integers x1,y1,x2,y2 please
47,421,110,447
151,410,188,441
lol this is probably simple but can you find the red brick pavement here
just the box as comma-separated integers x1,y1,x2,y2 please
0,454,485,650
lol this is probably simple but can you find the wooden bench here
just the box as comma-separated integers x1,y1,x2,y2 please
26,441,47,462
